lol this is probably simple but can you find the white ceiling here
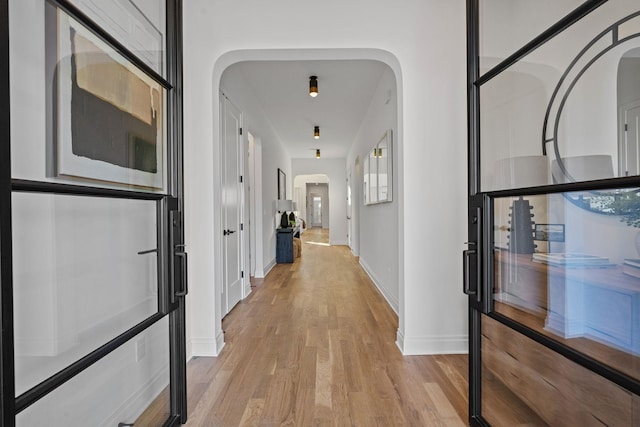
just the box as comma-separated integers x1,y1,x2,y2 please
225,60,390,159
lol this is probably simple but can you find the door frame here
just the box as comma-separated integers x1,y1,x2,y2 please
0,0,187,424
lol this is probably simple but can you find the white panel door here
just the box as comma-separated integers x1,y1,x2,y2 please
623,104,640,176
222,97,243,315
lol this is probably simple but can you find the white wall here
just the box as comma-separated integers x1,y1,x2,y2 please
183,0,469,356
292,159,347,245
347,67,400,314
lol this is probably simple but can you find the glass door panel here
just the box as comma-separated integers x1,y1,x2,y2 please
493,188,640,382
478,0,590,72
469,1,640,426
481,314,635,427
65,0,167,76
479,0,640,192
9,0,168,192
16,317,170,427
2,0,185,425
12,192,159,395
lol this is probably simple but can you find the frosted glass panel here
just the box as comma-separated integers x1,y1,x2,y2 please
480,0,640,191
16,318,170,427
12,193,159,395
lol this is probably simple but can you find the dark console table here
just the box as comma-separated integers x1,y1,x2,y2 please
276,226,299,263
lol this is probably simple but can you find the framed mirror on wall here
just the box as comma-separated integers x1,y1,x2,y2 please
364,130,392,205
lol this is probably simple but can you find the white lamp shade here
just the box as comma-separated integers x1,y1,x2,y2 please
276,199,294,211
551,155,614,183
494,155,550,190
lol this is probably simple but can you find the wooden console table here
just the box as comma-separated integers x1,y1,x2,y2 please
494,250,640,355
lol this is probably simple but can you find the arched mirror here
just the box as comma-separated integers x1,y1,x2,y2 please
544,11,640,214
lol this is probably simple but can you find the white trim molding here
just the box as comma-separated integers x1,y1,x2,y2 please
359,258,399,314
400,334,468,355
190,335,224,357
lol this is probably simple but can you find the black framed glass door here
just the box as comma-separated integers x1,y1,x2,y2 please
0,0,186,425
467,1,640,425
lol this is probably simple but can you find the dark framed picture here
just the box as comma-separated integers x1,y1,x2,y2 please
534,224,565,242
278,168,286,200
52,4,166,189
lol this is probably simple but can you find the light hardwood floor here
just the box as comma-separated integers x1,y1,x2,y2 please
142,229,469,426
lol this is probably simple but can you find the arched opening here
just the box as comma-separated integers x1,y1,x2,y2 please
193,49,404,356
294,174,330,244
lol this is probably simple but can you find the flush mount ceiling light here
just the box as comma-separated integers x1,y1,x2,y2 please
315,149,321,159
309,75,318,97
314,126,320,139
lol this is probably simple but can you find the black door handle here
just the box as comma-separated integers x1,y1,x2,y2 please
463,246,477,296
228,230,236,234
175,250,188,297
137,248,158,255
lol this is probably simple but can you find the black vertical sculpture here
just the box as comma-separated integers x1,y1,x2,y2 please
508,196,536,254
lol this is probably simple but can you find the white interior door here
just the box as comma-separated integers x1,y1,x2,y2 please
222,96,243,315
622,104,640,176
347,167,352,247
309,193,322,228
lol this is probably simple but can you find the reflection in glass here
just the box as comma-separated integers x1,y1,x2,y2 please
16,318,170,427
481,314,633,426
493,188,640,382
479,0,587,72
480,1,640,192
65,0,166,75
12,193,159,395
9,0,167,192
369,148,379,203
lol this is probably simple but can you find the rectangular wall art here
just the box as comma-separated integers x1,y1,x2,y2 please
53,4,166,189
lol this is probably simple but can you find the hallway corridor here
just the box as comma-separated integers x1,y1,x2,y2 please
183,237,468,426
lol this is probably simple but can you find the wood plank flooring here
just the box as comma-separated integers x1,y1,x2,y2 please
182,230,468,426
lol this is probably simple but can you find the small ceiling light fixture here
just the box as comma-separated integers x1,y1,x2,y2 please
309,75,318,97
316,149,321,159
314,126,320,139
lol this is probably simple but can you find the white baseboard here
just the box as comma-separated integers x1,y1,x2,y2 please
261,258,276,277
400,334,468,355
191,336,222,357
254,266,265,278
359,258,399,314
100,366,169,427
330,239,349,246
216,331,226,354
396,329,405,353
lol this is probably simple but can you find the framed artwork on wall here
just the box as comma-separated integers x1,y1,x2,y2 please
278,168,286,200
364,130,393,205
52,4,166,190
